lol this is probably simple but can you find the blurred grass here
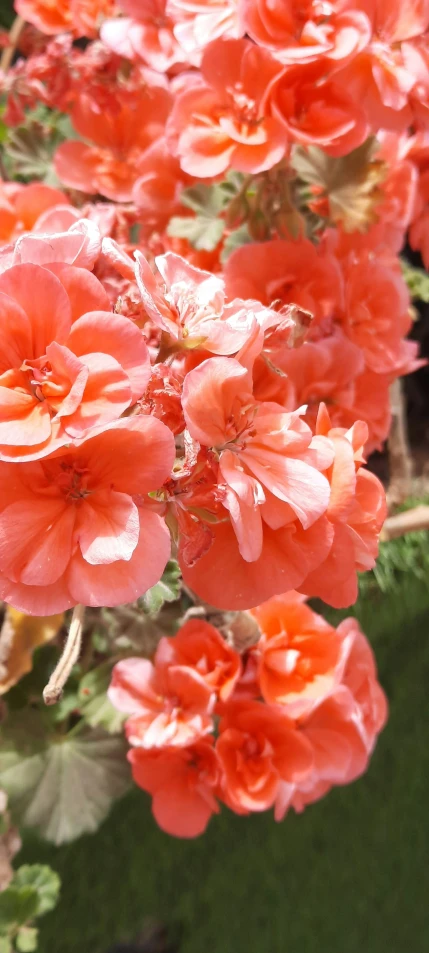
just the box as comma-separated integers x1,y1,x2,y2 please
17,550,429,953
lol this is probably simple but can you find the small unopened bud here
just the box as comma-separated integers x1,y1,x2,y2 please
220,611,262,654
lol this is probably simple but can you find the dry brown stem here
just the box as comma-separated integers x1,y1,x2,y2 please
0,15,25,74
43,604,85,706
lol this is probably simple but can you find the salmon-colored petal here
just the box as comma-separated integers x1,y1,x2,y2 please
243,450,330,529
44,342,89,418
220,449,264,561
61,352,132,437
54,141,100,194
0,571,74,615
67,506,171,606
0,387,52,448
0,293,33,372
75,416,175,495
0,497,74,586
182,516,334,610
182,356,250,446
152,774,215,838
76,489,140,565
67,311,150,401
33,206,81,234
0,264,71,356
13,183,70,230
46,264,110,322
108,658,159,714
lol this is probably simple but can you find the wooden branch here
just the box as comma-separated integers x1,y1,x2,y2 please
380,505,429,542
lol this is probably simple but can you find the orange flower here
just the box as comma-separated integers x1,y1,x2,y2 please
216,699,313,812
15,0,115,37
224,237,342,326
299,404,386,607
180,356,334,608
156,618,242,701
109,655,215,747
0,182,73,245
242,0,371,67
0,261,149,460
101,0,190,71
166,37,287,176
129,740,220,837
340,248,416,375
251,592,343,716
269,61,370,156
55,82,172,201
132,137,190,234
0,416,175,614
337,616,388,752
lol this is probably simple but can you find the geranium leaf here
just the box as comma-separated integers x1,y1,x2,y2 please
78,664,125,734
16,928,38,952
401,259,429,302
0,719,130,845
167,215,224,251
220,224,252,263
12,866,60,917
180,182,230,216
139,560,181,616
0,887,39,933
291,139,385,232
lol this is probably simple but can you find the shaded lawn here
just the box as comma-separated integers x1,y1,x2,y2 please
18,569,429,953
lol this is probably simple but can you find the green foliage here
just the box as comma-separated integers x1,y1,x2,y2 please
12,867,60,917
15,922,38,949
401,259,429,302
291,138,384,232
220,224,252,264
167,176,245,251
0,716,130,845
0,864,60,952
139,560,182,617
0,109,76,184
78,663,126,734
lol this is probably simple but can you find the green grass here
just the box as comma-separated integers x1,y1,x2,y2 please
16,560,429,953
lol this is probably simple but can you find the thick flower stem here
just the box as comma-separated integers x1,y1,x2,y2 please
43,604,85,706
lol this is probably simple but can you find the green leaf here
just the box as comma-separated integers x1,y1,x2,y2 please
291,138,384,232
220,224,252,264
78,664,125,734
167,180,232,250
180,182,229,216
16,928,38,953
0,721,130,845
12,867,60,918
0,888,39,933
0,937,12,953
401,259,429,302
140,560,181,617
167,215,224,252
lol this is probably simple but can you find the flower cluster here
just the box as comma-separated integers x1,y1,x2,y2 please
109,592,387,837
0,0,426,839
0,222,386,613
